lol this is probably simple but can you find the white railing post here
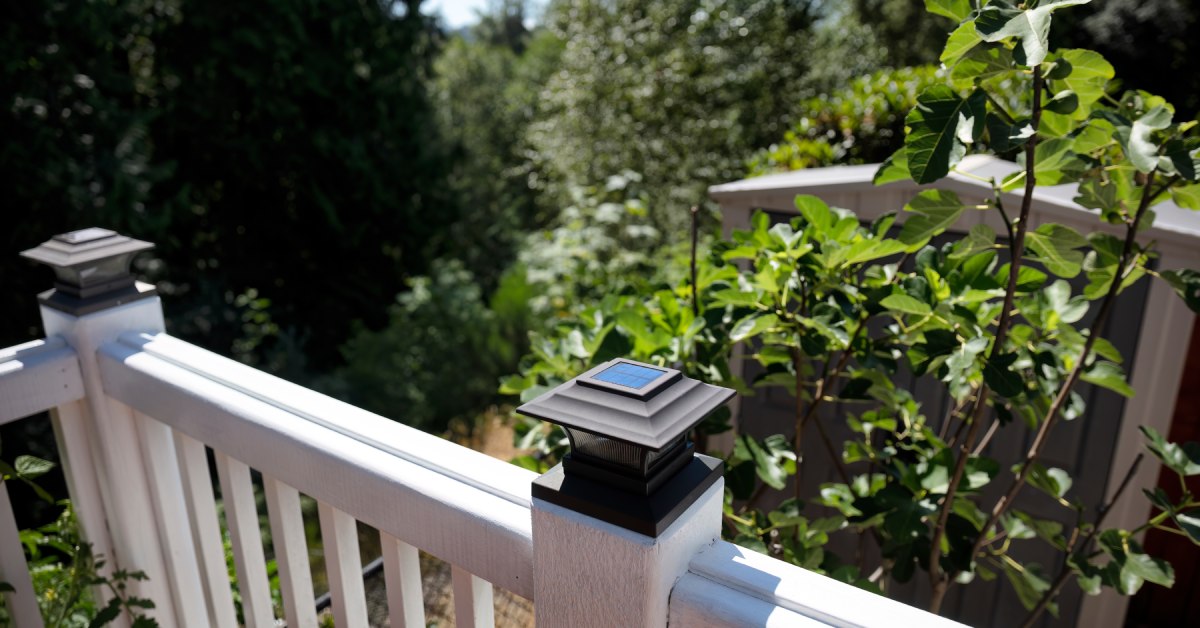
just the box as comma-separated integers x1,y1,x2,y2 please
21,228,201,627
522,361,733,627
531,477,723,627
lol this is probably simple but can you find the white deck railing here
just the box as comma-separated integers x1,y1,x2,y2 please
1,285,964,627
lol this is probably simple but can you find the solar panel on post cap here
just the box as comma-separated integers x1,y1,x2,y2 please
592,362,665,389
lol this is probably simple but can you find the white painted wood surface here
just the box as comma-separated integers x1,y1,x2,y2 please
381,532,426,628
317,502,370,628
673,541,967,628
452,564,495,628
532,480,724,627
0,480,44,628
214,451,274,628
98,332,536,598
264,475,319,628
0,336,84,425
40,300,177,626
49,400,116,603
174,432,239,627
670,572,830,627
133,409,210,626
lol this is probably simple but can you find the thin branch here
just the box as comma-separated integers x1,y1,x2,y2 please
928,67,1045,613
972,169,1159,563
690,205,701,317
1019,454,1145,628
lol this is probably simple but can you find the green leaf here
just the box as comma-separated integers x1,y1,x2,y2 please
874,148,911,185
795,195,835,233
730,314,778,342
1022,462,1073,498
974,0,1092,67
1002,560,1054,611
949,224,996,261
711,288,762,307
1120,106,1174,173
14,455,55,480
984,352,1023,398
1024,223,1087,278
986,114,1033,153
1080,361,1134,398
1172,184,1200,210
881,294,932,316
940,21,983,66
898,189,967,250
768,498,807,527
1044,90,1079,115
904,86,986,184
1161,269,1200,313
1140,425,1200,476
951,43,1014,88
925,0,972,22
1173,509,1200,545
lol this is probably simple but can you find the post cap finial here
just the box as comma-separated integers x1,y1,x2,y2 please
21,228,157,315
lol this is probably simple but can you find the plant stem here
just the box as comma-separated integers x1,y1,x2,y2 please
1019,454,1144,628
928,67,1045,614
972,168,1158,563
690,205,700,317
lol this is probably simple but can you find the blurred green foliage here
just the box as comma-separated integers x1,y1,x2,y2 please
747,66,943,175
528,0,820,235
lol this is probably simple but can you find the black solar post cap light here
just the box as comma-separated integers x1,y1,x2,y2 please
21,227,157,316
517,358,735,536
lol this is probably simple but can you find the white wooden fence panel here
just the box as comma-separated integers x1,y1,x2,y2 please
317,502,369,628
174,432,238,627
0,337,84,425
0,480,44,628
214,451,274,628
133,410,210,626
98,334,536,598
669,572,830,627
452,564,495,628
263,475,319,628
381,532,426,628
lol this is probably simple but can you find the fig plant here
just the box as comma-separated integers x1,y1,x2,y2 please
503,0,1200,622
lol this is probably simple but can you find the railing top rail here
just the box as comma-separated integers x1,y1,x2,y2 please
117,331,534,507
675,541,967,628
0,336,84,426
98,332,536,598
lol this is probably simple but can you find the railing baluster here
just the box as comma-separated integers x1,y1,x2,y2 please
133,410,210,626
175,432,238,627
215,451,274,628
0,480,44,628
317,502,369,627
451,564,494,628
49,400,115,601
263,475,318,628
380,531,426,628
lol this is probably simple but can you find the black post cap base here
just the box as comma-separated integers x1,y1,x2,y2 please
532,454,723,537
38,281,157,316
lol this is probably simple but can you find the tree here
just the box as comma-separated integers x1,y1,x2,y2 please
528,0,819,237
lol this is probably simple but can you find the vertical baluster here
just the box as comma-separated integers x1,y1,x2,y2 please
49,400,115,590
452,564,495,628
0,481,44,628
317,502,369,627
215,451,274,628
175,433,238,627
380,532,425,628
133,410,210,626
263,475,318,628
